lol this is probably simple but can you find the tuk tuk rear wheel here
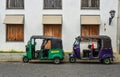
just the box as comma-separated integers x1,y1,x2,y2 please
54,58,60,64
103,58,111,64
23,57,29,63
69,57,76,63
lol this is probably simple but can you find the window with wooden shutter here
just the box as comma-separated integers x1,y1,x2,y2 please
6,24,24,41
44,24,61,49
6,0,24,9
81,25,90,36
81,0,99,9
44,0,62,9
89,25,99,35
81,25,99,36
44,24,61,38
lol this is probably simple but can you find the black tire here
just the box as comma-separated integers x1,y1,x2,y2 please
23,56,29,63
69,57,76,63
54,58,60,64
103,58,111,64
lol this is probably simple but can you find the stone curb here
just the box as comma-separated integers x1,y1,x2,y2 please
0,53,120,62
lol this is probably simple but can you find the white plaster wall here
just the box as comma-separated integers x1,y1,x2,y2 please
117,0,120,53
0,0,118,52
0,0,26,51
100,0,118,52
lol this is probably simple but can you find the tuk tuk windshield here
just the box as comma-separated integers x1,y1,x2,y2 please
73,39,80,46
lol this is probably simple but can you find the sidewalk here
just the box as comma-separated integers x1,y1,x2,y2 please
0,53,23,62
0,53,120,62
114,53,120,62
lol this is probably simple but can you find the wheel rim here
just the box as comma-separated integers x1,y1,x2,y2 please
104,58,110,64
23,57,28,63
71,58,75,62
54,58,60,64
70,57,76,63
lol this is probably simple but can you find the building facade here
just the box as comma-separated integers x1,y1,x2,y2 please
117,0,120,54
0,0,119,53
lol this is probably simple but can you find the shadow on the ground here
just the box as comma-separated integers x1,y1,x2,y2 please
20,60,120,65
29,61,66,65
75,61,119,65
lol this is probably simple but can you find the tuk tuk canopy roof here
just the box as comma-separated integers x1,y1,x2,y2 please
30,35,60,40
30,35,63,49
77,35,112,49
77,35,111,41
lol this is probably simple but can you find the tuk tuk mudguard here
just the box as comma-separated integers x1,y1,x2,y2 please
48,49,64,60
99,49,114,61
51,54,63,60
23,52,32,60
69,54,75,58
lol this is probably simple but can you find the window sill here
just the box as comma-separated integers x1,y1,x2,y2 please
6,8,24,10
81,8,100,10
6,40,24,42
43,8,62,10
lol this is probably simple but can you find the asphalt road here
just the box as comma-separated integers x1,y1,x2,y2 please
0,62,120,77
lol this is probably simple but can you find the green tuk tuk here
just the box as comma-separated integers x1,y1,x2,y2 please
23,35,64,64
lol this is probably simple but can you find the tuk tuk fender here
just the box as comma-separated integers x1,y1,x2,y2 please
69,54,75,58
52,54,64,60
99,49,113,59
100,54,113,60
69,54,76,63
23,55,31,63
23,54,31,60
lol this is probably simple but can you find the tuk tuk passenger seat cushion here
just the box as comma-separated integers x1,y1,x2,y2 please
83,49,91,57
43,49,49,57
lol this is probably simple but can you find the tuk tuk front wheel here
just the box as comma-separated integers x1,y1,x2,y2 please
54,58,60,64
103,58,111,64
23,57,29,63
69,57,76,63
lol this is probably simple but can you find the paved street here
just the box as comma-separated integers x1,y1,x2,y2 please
0,62,120,77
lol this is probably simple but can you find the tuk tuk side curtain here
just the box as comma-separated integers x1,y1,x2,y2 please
103,39,112,49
